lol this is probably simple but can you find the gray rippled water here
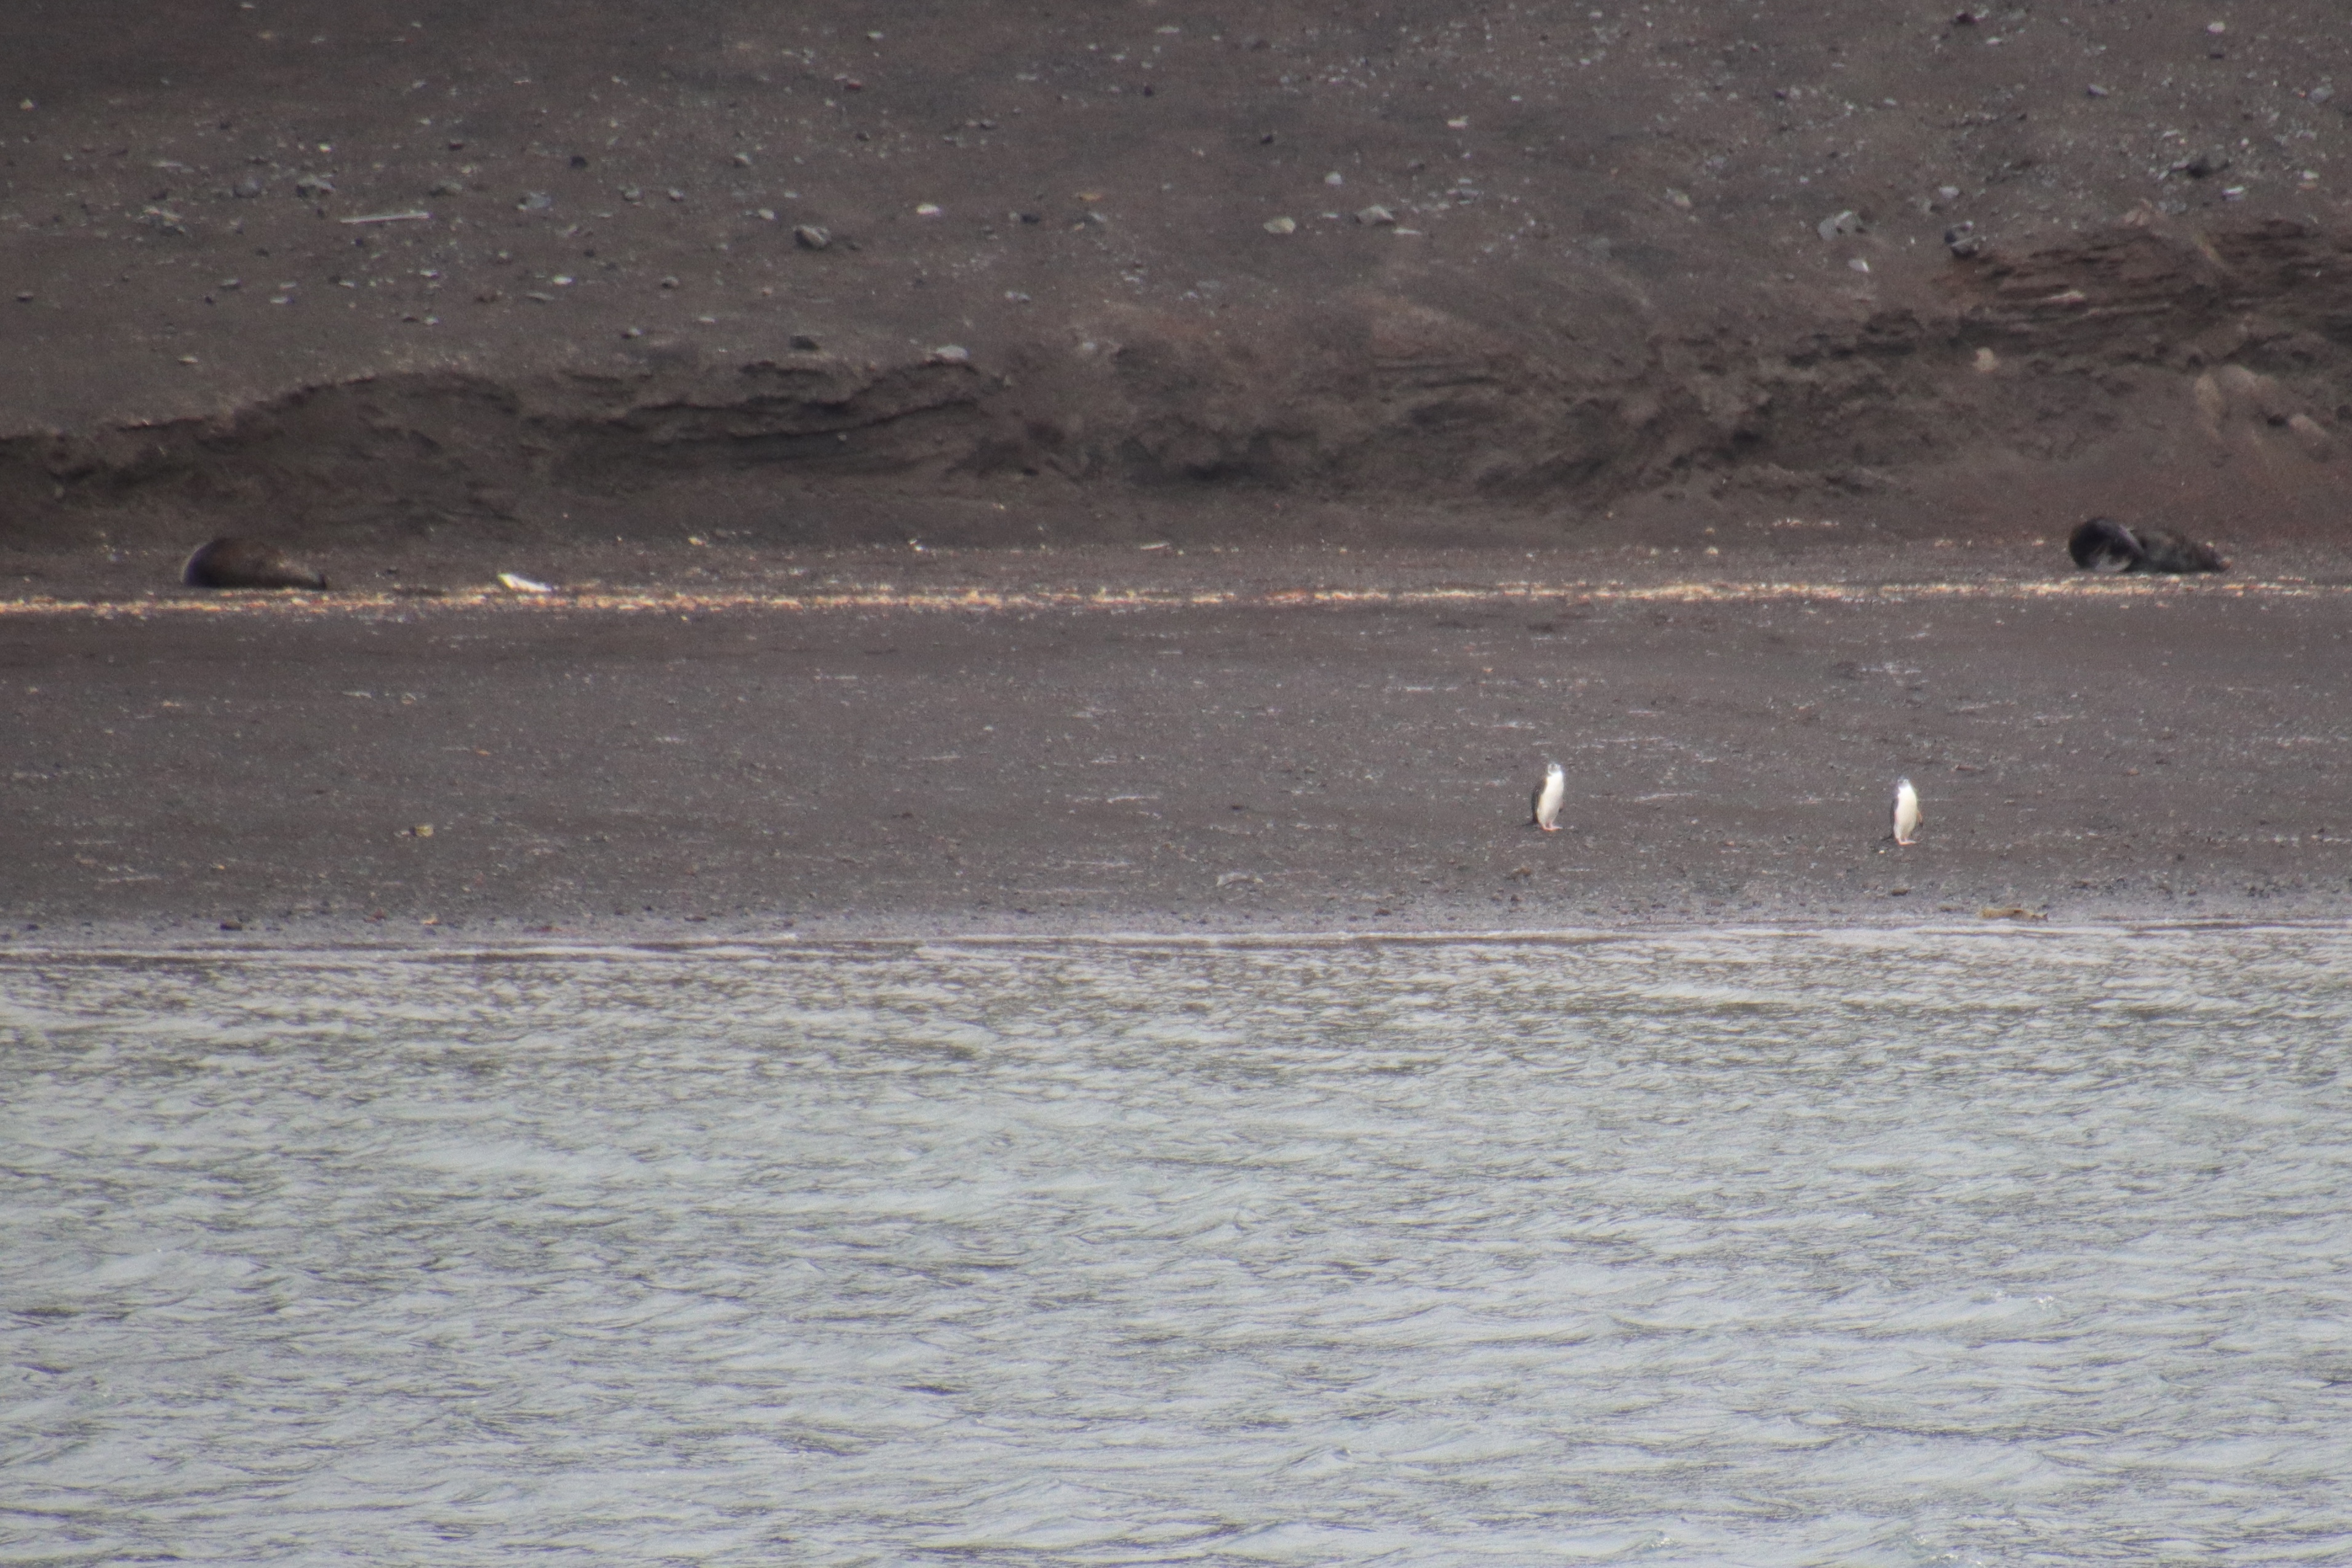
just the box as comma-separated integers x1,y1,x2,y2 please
4,927,2350,1567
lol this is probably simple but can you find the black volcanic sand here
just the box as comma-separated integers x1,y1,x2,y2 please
8,545,2352,945
4,1,2350,556
7,4,2349,948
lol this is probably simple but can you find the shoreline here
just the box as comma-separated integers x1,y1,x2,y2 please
8,914,2350,961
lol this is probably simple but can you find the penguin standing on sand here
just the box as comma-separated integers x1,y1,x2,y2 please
1531,762,1566,833
1892,777,1922,847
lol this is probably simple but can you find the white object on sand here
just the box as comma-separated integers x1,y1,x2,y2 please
1531,762,1566,833
1892,777,1922,846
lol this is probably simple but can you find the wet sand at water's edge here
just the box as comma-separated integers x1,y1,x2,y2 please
7,551,2351,943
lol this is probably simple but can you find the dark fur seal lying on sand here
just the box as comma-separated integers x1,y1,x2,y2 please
182,537,329,590
2066,518,2227,575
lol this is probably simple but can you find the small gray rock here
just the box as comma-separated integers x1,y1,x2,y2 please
518,190,553,210
1944,221,1984,258
1817,209,1864,240
793,224,831,250
1355,204,1396,226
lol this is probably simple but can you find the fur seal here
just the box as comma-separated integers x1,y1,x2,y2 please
1530,761,1566,833
182,537,330,590
2066,518,2226,575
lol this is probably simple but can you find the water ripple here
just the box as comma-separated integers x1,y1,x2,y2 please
4,927,2349,1565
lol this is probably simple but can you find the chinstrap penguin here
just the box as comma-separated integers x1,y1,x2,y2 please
1530,762,1566,833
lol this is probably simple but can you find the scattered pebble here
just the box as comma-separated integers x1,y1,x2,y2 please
1817,209,1863,239
1263,215,1297,234
1355,204,1395,225
794,224,831,250
1323,172,1344,186
517,190,551,210
915,202,942,216
659,275,679,289
496,572,553,594
665,188,686,202
731,152,752,167
929,344,971,363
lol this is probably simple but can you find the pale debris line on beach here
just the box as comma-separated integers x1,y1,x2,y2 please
2,577,2339,620
496,572,555,594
